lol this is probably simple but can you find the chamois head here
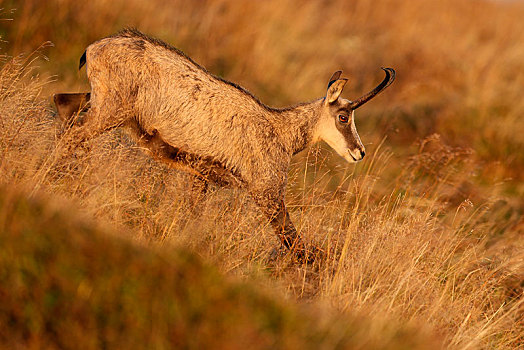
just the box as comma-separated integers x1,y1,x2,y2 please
314,68,395,163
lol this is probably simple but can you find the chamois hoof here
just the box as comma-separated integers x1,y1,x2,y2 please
267,247,285,263
266,245,324,265
293,245,324,265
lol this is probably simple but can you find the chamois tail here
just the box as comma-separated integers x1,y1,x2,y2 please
79,51,87,70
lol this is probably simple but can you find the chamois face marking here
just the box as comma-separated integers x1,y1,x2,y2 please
314,75,365,163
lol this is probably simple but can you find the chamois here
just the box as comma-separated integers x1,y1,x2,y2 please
55,29,395,262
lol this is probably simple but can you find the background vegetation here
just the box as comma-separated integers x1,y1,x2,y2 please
0,0,522,348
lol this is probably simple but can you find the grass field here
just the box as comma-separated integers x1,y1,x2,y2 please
0,0,523,348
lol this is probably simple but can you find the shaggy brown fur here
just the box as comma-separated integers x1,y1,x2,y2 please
55,29,395,262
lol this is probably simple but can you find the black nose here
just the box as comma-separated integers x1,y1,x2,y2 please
360,149,366,158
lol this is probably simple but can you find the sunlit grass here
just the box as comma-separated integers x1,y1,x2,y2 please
0,0,522,348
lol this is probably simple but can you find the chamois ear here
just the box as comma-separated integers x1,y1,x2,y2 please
326,78,348,104
327,70,342,88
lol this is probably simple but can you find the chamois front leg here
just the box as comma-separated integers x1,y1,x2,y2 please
250,189,313,263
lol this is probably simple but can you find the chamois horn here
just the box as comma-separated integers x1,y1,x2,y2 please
349,67,396,109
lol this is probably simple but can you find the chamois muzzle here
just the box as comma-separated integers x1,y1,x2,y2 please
349,67,396,110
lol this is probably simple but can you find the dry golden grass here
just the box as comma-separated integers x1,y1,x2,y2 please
0,0,523,348
4,184,444,350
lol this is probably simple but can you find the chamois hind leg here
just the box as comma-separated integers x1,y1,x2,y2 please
125,120,210,205
60,91,128,155
53,93,91,127
61,111,119,154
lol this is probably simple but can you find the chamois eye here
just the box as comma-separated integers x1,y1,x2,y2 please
338,114,349,123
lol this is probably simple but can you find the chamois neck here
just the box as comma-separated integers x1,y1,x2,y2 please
270,98,323,155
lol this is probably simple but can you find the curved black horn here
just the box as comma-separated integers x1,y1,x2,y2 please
349,67,396,109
